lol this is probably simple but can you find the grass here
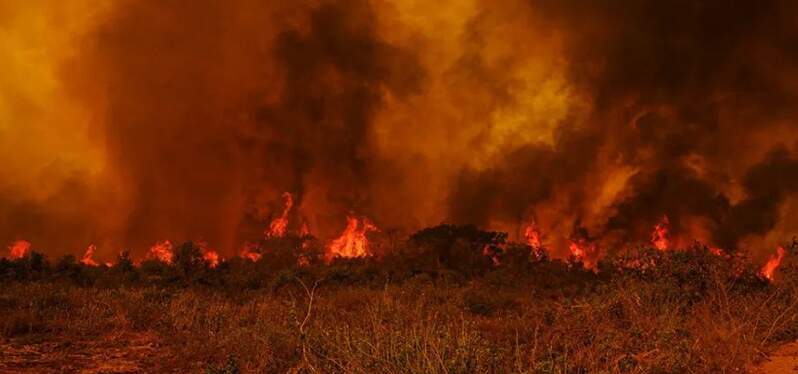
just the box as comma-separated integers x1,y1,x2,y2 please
1,233,797,373
1,263,797,373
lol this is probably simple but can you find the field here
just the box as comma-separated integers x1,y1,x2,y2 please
1,230,797,373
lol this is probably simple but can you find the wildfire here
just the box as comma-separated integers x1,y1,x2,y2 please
8,240,32,259
650,215,670,251
325,216,378,262
760,246,786,281
202,250,220,268
146,240,174,264
80,244,100,266
524,224,543,249
266,192,293,238
239,243,262,262
569,239,600,270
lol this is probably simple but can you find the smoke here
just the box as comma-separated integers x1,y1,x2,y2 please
2,0,798,259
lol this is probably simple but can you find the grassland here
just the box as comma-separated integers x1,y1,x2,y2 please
1,230,797,373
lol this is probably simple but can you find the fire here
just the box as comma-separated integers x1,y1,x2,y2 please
239,243,262,262
650,215,670,251
7,240,32,259
569,239,599,270
202,250,220,268
266,192,293,238
146,240,174,264
760,246,786,281
325,216,378,262
80,244,100,266
524,224,543,249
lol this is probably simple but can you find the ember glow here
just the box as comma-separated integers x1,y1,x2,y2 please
760,246,787,281
325,216,378,262
80,244,99,267
7,240,31,260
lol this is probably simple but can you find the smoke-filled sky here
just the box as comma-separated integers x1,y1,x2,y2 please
2,0,798,260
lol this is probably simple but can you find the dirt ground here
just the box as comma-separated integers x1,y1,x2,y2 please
757,341,798,374
0,331,180,374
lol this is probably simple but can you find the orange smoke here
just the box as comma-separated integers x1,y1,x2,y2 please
650,216,671,251
325,216,378,262
80,244,99,266
7,240,32,260
266,192,293,238
760,246,786,281
146,240,174,264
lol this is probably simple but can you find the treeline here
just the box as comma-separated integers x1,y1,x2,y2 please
0,224,780,295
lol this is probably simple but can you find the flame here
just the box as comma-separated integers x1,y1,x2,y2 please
239,242,262,262
708,246,724,257
760,246,786,281
7,240,32,259
650,215,671,251
202,250,220,268
325,216,378,262
300,221,311,237
266,192,293,238
80,244,99,266
524,224,543,249
569,239,599,270
146,240,174,264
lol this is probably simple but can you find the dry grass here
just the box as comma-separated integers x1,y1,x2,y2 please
1,265,798,373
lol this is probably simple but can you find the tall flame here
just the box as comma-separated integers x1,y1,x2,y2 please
524,224,543,249
650,215,671,251
325,216,378,262
760,246,786,281
266,192,293,238
146,240,174,264
80,244,99,266
7,240,32,260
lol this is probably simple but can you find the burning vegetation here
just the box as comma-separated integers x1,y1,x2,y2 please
3,0,798,371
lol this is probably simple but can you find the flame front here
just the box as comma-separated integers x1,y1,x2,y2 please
146,240,174,264
760,246,786,281
325,216,378,262
524,224,543,249
7,240,32,260
650,216,671,251
80,244,99,266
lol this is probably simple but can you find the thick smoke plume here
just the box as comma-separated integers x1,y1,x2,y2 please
2,0,798,260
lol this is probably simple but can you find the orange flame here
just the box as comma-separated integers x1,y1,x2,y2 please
7,240,32,259
325,216,378,262
650,215,670,251
80,244,100,266
266,192,293,238
524,224,543,249
146,240,174,264
239,242,262,262
569,239,599,270
202,250,220,268
760,246,786,281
